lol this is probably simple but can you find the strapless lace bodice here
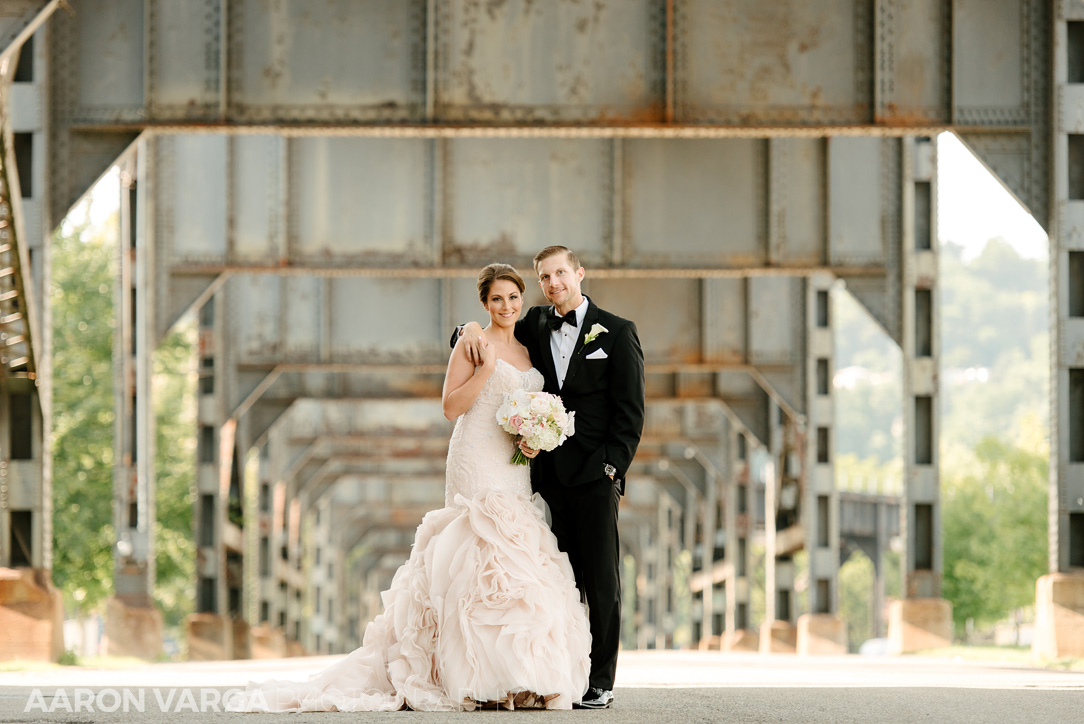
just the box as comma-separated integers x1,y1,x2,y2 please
445,359,545,506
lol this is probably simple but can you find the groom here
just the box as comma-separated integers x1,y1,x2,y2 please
454,246,645,709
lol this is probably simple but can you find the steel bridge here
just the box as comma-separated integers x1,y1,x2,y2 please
0,0,1080,661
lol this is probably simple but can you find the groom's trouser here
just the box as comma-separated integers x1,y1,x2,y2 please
536,457,622,692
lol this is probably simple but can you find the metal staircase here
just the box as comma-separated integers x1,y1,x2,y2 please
0,138,33,378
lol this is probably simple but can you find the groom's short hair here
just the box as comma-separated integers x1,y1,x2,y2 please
533,245,581,273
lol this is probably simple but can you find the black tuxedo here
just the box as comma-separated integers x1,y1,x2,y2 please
513,299,646,496
451,297,645,691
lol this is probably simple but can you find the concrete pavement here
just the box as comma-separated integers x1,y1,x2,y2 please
0,650,1081,723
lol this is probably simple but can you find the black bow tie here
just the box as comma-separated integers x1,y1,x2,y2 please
547,309,578,331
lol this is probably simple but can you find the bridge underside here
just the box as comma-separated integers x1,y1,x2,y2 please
0,0,1080,661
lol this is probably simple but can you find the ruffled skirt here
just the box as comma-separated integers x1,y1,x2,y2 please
226,491,591,712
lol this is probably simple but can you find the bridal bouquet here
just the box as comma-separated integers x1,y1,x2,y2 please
495,389,576,466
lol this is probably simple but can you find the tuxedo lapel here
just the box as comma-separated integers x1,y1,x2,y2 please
561,299,599,389
534,308,560,391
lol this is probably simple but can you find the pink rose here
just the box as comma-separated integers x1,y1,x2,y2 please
509,414,524,431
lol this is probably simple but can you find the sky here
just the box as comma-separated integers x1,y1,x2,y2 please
74,132,1049,262
937,132,1048,260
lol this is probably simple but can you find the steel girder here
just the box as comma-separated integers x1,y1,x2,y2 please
40,1,1050,230
0,2,56,61
134,133,899,347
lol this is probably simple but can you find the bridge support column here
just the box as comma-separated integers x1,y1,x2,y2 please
305,495,348,654
103,145,162,659
186,290,250,659
797,273,846,655
650,489,675,649
684,482,704,645
1038,7,1084,661
284,495,305,655
267,422,299,652
723,430,757,651
317,493,346,654
702,461,722,649
1033,573,1084,659
888,136,952,653
635,521,658,649
306,501,330,654
619,530,640,651
873,498,890,639
0,380,61,663
671,430,727,650
761,402,798,653
267,480,289,645
345,552,363,652
250,446,286,659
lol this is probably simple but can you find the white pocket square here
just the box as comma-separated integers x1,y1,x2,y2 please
586,349,608,360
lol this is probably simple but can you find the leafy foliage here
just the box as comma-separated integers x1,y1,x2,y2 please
50,200,197,642
50,209,117,615
941,423,1048,631
839,548,903,651
938,240,1049,631
839,551,875,650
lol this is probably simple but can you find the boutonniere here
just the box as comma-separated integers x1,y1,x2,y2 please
584,323,608,345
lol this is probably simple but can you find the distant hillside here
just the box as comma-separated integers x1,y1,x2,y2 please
833,237,1049,465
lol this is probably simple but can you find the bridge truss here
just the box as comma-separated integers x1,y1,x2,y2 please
0,0,1079,659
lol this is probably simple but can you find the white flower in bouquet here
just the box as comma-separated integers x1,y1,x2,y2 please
496,388,534,428
496,389,576,465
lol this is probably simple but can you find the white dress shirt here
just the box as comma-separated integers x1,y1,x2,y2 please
550,296,590,389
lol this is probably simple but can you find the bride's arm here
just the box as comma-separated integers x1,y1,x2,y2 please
441,336,496,420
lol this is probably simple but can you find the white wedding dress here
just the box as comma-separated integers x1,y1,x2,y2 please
226,359,591,712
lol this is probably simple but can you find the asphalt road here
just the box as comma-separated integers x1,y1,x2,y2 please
0,650,1080,724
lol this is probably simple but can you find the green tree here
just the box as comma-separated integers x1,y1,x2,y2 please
838,548,902,651
941,420,1048,632
50,208,117,615
839,551,875,651
51,199,197,648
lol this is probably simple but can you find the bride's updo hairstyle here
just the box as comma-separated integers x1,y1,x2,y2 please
477,263,525,303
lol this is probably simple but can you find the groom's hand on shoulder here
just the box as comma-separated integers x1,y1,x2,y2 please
455,322,487,366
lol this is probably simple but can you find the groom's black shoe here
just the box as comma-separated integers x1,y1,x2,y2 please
576,688,614,709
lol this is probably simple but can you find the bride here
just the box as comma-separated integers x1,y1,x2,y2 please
226,264,591,712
